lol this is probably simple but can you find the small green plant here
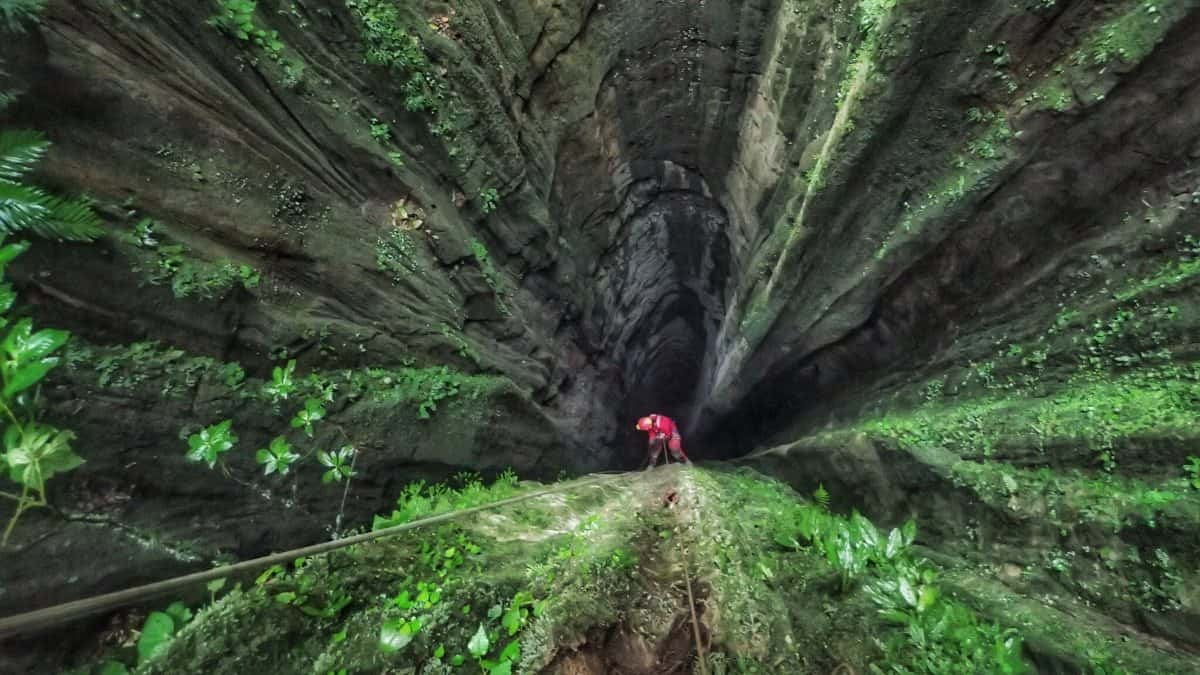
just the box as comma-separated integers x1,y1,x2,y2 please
318,445,356,483
369,119,391,143
290,397,325,437
0,239,83,545
478,188,500,214
388,151,406,168
136,601,193,666
208,0,284,57
237,264,260,288
185,420,237,468
133,218,158,247
812,483,830,510
263,359,297,402
372,471,521,530
1185,456,1200,490
255,436,299,475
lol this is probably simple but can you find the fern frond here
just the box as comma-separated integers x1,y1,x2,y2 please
0,129,48,183
813,483,831,510
0,0,45,33
0,180,51,235
40,195,102,241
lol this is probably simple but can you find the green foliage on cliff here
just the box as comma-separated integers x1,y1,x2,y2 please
347,0,442,112
347,0,458,140
0,238,82,544
692,469,1028,673
127,218,260,300
209,0,283,57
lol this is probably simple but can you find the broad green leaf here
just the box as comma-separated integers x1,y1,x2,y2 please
917,585,939,613
491,661,513,675
0,285,15,314
851,511,878,549
136,611,176,665
468,623,490,658
901,519,917,545
899,577,917,607
379,617,416,653
885,527,903,559
164,601,192,627
499,639,520,662
501,607,521,636
5,425,80,487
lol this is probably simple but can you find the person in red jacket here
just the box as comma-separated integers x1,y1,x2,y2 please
636,413,691,469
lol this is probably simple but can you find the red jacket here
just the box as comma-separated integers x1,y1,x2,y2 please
645,414,677,437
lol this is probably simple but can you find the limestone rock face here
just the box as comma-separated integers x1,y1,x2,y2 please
2,0,1200,669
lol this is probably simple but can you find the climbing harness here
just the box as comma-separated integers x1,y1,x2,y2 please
0,471,628,639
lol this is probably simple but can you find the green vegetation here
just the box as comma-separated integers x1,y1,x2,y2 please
470,238,509,316
1080,1,1169,67
137,601,195,666
0,125,98,544
347,0,458,141
0,130,103,242
208,0,305,88
0,245,83,539
1186,456,1200,490
185,420,237,469
369,118,391,143
371,470,519,530
0,0,43,33
478,188,500,214
317,446,356,484
128,218,260,300
290,397,326,437
83,468,1043,673
209,0,284,59
376,228,419,279
255,436,298,476
691,469,1028,672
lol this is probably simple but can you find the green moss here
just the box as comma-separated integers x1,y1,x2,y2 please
846,363,1200,469
470,239,510,316
375,228,420,279
1077,1,1176,67
94,469,1035,674
63,338,506,421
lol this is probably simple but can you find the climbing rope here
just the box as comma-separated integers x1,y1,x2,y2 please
0,471,628,640
665,463,710,675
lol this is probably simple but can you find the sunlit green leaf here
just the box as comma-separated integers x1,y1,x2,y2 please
468,623,490,657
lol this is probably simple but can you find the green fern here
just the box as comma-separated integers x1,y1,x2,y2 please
813,483,831,510
0,130,101,241
0,0,44,32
